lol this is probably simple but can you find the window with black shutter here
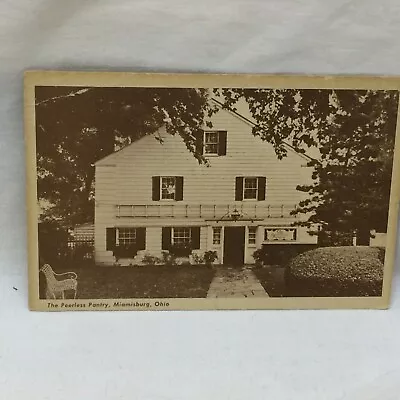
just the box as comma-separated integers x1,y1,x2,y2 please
154,176,184,201
106,228,116,251
257,177,266,201
235,176,267,201
203,131,227,156
235,177,244,201
136,227,146,250
152,176,160,200
175,176,184,201
191,227,201,249
218,131,227,155
196,130,204,155
162,227,172,250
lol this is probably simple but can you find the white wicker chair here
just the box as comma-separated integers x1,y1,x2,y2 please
40,264,78,299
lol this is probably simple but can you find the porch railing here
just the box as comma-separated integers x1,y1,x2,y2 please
116,203,297,220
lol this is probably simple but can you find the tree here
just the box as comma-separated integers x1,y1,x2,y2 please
214,88,399,242
37,86,398,244
36,87,217,227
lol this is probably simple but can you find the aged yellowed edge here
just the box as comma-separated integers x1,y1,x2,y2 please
24,70,400,311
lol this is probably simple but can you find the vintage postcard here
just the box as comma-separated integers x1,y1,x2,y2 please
25,71,400,311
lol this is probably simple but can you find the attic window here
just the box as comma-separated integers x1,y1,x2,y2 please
204,132,219,154
201,131,227,156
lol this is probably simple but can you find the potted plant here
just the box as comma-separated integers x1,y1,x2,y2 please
204,250,218,266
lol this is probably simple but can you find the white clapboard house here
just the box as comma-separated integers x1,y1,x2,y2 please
94,99,317,266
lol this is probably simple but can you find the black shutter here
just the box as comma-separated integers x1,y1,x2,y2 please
191,227,201,249
257,177,266,201
136,228,146,250
218,131,227,156
162,227,172,250
175,176,184,201
152,176,160,200
235,177,244,201
195,130,204,155
106,228,116,251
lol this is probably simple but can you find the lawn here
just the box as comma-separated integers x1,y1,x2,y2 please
253,266,287,297
39,264,216,299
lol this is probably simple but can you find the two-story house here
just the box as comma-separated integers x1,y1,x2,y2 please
94,99,317,266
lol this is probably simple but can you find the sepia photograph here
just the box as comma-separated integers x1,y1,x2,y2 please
25,72,400,311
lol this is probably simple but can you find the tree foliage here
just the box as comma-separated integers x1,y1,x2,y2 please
215,88,398,237
36,87,217,226
36,86,398,242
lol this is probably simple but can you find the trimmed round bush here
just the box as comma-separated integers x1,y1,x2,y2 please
286,246,384,297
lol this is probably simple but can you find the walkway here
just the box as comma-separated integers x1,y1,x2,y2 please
207,265,269,298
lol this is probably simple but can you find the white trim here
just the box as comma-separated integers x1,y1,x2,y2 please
116,227,137,246
171,226,191,245
212,226,222,245
243,176,259,200
247,226,257,246
204,130,220,155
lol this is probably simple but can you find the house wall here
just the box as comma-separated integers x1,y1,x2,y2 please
94,106,316,265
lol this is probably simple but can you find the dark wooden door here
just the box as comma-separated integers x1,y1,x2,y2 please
223,227,245,265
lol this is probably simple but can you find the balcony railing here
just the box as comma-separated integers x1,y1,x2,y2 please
116,203,297,220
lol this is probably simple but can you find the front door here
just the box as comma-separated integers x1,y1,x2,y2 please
223,227,245,265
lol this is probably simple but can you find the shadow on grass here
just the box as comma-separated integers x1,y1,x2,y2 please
40,263,216,299
253,266,287,297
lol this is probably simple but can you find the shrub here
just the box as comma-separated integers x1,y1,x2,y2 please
204,250,218,266
168,243,192,257
161,251,176,266
253,245,317,266
191,253,205,264
113,244,139,262
141,253,162,265
286,246,384,297
71,243,94,263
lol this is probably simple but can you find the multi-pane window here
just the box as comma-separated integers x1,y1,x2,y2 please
248,227,257,245
204,131,219,155
118,228,136,245
161,176,176,200
213,227,222,245
173,227,191,245
244,177,258,199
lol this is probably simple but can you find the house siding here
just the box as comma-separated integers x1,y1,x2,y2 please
94,106,317,266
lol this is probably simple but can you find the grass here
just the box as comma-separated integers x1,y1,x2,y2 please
253,266,287,297
40,263,215,299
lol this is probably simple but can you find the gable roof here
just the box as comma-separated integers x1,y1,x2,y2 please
95,97,313,165
210,98,313,162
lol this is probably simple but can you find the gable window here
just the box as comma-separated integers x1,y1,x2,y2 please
235,177,266,201
152,176,184,201
248,227,257,245
204,132,219,154
213,227,222,245
197,130,227,156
